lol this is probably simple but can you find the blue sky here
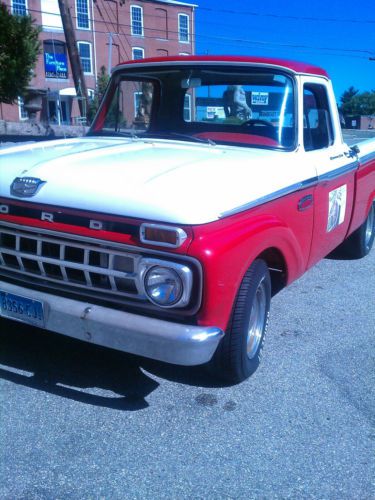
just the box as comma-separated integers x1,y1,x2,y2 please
194,0,375,103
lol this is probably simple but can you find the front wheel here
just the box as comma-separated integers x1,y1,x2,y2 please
211,259,271,383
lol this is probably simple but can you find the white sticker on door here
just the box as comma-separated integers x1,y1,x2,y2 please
327,185,347,232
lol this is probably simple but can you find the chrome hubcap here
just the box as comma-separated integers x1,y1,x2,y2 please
365,203,374,247
247,279,267,359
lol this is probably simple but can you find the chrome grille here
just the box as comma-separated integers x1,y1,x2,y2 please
0,225,146,301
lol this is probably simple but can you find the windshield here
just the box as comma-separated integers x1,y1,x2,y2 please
90,65,296,150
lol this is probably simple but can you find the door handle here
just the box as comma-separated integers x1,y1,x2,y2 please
298,194,313,211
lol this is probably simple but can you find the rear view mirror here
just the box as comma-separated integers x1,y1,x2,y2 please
181,78,201,89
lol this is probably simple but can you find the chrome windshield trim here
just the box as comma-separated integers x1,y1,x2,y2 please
220,176,318,218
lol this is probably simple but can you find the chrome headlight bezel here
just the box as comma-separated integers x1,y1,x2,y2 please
139,258,193,309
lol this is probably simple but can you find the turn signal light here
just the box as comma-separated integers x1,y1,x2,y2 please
140,224,187,248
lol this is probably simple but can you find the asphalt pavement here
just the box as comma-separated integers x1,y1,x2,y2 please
0,249,374,499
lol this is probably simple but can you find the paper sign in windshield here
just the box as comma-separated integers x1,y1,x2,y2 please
251,92,269,105
327,185,347,232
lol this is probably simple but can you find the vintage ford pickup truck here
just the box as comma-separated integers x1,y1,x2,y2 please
0,56,374,382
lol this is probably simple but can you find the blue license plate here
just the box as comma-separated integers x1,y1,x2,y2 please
0,291,45,328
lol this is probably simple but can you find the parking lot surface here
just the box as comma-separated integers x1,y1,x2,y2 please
0,249,374,499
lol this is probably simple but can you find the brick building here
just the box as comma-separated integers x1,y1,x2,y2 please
0,0,196,124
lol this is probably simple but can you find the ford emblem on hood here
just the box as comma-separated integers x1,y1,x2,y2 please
10,177,46,198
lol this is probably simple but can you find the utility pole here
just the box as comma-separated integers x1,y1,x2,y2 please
58,0,89,119
108,32,113,73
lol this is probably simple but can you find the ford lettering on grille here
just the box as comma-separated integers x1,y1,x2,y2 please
10,177,46,198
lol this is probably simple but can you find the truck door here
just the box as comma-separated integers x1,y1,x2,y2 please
302,78,357,268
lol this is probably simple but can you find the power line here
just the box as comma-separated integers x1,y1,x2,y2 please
28,2,375,26
32,32,373,61
197,32,374,56
95,0,131,62
197,6,375,25
27,7,374,58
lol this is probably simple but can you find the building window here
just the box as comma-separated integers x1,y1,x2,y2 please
43,39,68,79
76,0,90,29
178,13,189,43
155,8,168,39
184,94,191,121
11,0,27,16
132,47,144,60
157,49,168,57
41,0,63,32
18,97,28,120
131,5,143,36
78,41,92,74
134,91,142,117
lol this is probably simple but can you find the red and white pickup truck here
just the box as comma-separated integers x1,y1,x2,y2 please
0,56,374,382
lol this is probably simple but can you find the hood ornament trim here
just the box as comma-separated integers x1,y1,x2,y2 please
10,177,47,198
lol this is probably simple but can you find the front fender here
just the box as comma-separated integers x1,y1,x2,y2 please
188,211,307,331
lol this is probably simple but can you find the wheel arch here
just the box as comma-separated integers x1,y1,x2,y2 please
192,220,304,331
256,247,288,296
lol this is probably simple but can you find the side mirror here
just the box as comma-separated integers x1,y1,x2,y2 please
351,144,360,156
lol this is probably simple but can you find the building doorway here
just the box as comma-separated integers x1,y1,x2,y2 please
47,95,71,124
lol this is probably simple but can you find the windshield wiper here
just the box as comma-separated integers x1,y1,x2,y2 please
168,132,216,146
88,130,139,139
89,130,216,146
142,132,216,146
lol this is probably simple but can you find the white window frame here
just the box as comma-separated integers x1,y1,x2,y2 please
178,13,189,43
132,47,145,60
134,91,142,117
131,5,144,37
11,0,28,16
76,0,90,30
184,94,191,122
41,0,63,32
77,41,93,75
18,97,28,120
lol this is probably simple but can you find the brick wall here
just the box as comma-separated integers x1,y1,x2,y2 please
1,0,196,124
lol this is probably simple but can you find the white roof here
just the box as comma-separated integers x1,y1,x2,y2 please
59,87,76,96
153,0,197,8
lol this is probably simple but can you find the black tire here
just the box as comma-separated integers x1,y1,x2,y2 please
211,259,271,383
331,200,375,259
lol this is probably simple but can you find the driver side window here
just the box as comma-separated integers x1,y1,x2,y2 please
303,84,334,151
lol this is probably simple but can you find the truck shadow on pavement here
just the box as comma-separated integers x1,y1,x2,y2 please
0,319,227,411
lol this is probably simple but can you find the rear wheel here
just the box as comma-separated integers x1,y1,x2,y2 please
332,200,375,259
211,259,271,383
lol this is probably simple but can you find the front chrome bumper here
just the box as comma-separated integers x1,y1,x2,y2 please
0,281,224,366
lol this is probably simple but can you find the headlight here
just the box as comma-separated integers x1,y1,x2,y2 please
145,266,183,306
140,258,194,309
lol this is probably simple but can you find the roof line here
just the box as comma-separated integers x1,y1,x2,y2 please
115,55,330,78
150,0,198,8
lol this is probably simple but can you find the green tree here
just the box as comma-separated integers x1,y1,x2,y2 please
347,92,375,116
340,86,359,107
0,3,40,104
340,86,375,116
87,65,110,123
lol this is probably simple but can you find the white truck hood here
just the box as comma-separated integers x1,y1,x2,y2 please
0,136,302,224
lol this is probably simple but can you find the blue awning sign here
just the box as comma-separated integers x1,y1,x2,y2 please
44,52,68,78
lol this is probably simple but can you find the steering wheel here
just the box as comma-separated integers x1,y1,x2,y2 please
240,119,275,129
